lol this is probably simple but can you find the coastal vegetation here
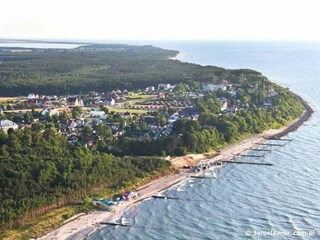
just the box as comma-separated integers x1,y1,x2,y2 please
120,86,303,156
0,44,304,239
1,44,255,96
0,125,170,230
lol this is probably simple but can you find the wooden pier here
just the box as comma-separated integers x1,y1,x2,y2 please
256,143,286,147
239,154,264,158
221,160,273,166
152,195,179,200
266,138,292,141
100,222,132,226
190,176,215,179
250,148,272,152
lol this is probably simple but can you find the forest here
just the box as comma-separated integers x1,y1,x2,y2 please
0,124,170,228
0,44,257,96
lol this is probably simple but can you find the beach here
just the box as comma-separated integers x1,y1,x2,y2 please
168,52,185,60
36,97,313,240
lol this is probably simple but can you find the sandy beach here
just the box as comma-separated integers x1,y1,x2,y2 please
36,97,313,240
169,52,185,61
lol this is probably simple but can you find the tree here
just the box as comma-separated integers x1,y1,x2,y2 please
71,107,83,119
93,124,112,142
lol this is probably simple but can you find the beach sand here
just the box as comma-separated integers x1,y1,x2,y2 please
37,99,313,240
168,52,185,61
35,133,280,240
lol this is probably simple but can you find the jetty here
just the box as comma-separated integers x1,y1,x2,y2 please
256,143,286,147
100,222,132,227
250,149,271,152
239,154,264,158
152,195,179,200
266,138,292,141
221,160,273,166
190,176,215,179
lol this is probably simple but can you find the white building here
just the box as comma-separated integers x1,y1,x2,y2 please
102,98,115,106
169,113,180,123
219,99,228,111
0,120,18,132
202,84,227,92
27,93,39,99
145,86,155,92
89,111,106,117
268,89,278,98
158,83,175,91
41,108,60,117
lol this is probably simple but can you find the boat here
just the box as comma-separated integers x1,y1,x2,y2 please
91,199,117,212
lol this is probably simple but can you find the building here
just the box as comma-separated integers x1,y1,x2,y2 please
27,98,52,108
157,92,165,99
219,79,230,85
169,113,179,123
41,107,60,116
268,89,278,98
0,120,18,132
102,98,115,106
158,83,175,91
67,96,84,106
219,98,228,111
202,84,226,92
122,191,139,201
145,86,155,92
27,93,39,99
89,111,106,117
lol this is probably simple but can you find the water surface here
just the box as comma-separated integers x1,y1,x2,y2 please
88,41,320,240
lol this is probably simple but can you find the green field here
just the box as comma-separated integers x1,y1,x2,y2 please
108,107,149,114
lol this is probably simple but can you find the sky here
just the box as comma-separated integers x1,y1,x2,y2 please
1,0,319,41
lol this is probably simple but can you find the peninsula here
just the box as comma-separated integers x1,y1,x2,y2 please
0,43,311,240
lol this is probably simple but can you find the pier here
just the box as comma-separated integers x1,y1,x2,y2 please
221,160,273,166
190,176,215,179
256,143,286,147
100,222,132,226
250,148,272,152
239,154,264,158
266,138,292,141
152,195,180,200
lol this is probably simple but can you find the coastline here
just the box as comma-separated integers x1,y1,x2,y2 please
36,96,314,240
169,52,185,60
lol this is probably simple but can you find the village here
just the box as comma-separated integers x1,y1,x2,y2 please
0,80,278,149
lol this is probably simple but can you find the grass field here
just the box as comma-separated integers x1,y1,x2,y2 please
126,93,156,100
0,97,25,103
108,107,148,114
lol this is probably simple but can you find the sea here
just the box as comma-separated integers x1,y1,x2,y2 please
86,41,320,240
3,40,320,239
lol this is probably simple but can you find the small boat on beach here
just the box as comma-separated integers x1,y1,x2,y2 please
91,198,117,212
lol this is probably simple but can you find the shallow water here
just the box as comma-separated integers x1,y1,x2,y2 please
87,41,320,240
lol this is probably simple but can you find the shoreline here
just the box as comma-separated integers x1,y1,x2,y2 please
169,52,185,60
36,95,314,240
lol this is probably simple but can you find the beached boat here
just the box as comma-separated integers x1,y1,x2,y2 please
91,198,117,212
